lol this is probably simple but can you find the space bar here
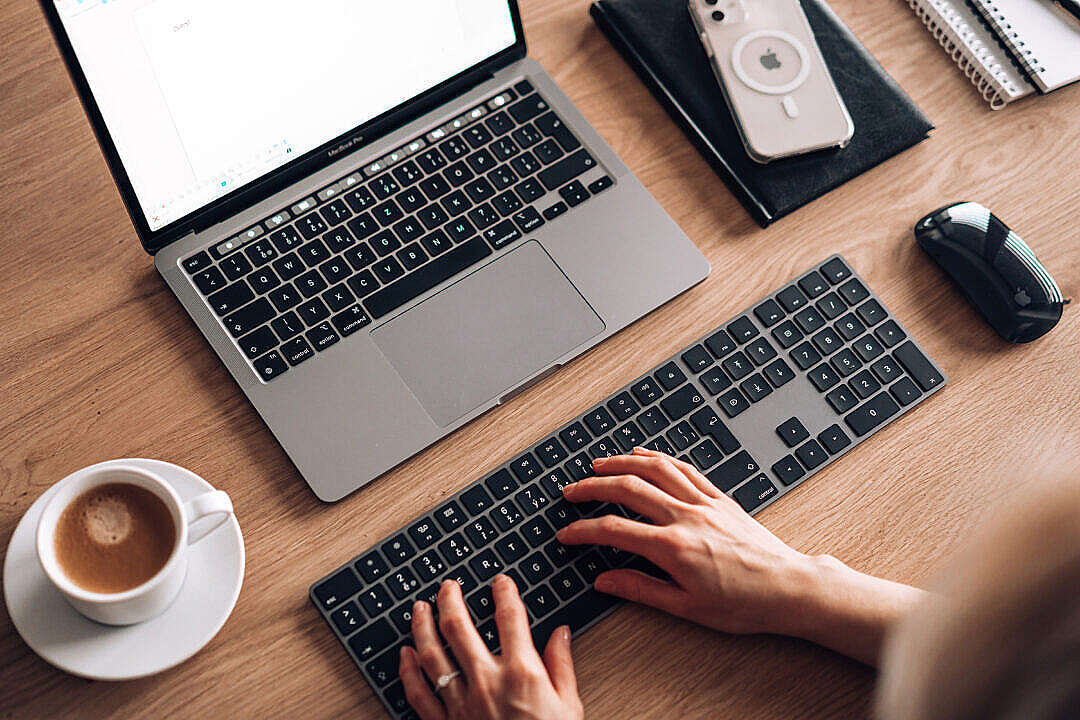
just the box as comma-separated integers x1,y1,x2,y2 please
363,237,493,319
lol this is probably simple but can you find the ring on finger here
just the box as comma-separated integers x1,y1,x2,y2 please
435,670,463,693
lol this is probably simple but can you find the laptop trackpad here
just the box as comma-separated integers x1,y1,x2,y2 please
373,241,604,427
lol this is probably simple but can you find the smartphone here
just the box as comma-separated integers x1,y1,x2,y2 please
688,0,854,163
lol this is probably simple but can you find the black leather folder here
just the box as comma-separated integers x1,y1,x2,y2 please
590,0,933,226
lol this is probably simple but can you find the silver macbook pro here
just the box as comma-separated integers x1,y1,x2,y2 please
43,0,709,501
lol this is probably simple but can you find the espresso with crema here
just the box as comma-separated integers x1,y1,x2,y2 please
54,483,176,594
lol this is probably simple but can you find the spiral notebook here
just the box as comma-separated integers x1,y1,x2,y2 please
906,0,1080,108
968,0,1080,93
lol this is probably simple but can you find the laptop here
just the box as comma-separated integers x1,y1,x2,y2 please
42,0,710,501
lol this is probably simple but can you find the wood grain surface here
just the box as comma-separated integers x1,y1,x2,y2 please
2,1,1078,718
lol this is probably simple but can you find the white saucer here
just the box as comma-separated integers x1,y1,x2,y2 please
3,459,245,681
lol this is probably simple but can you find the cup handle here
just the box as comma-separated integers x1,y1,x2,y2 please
184,490,234,545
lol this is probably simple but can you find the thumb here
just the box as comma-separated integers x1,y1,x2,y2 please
542,625,578,699
594,569,690,616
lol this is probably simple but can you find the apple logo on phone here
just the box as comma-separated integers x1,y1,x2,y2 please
760,49,781,70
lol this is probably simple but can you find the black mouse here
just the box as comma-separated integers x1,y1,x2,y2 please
914,202,1066,343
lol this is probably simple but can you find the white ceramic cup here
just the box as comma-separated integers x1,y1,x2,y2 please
36,462,233,626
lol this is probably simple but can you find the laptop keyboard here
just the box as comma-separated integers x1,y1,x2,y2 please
178,79,613,382
309,256,947,719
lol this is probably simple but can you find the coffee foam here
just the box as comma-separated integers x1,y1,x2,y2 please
82,494,134,545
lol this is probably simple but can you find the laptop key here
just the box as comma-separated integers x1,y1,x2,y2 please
239,326,277,360
221,254,253,282
271,311,304,341
542,201,568,221
224,298,274,337
305,322,339,352
512,124,543,150
331,304,371,337
208,281,255,316
535,111,581,152
537,149,596,191
280,337,314,366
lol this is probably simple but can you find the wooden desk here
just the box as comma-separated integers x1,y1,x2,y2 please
2,1,1078,717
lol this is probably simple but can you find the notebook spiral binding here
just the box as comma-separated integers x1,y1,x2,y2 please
906,0,1010,109
972,0,1047,77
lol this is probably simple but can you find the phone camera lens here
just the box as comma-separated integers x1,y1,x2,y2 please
712,10,725,20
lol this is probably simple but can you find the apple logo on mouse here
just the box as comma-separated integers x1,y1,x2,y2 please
760,49,781,70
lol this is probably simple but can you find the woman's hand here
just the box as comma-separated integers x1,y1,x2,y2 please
556,448,924,665
399,575,584,720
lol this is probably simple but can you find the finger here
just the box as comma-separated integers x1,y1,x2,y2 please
399,646,448,720
436,580,492,678
542,625,579,700
632,447,723,498
411,601,465,705
593,452,707,503
594,569,691,617
491,574,536,657
562,474,683,523
556,515,671,568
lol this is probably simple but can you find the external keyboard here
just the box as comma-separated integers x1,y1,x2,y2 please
178,79,612,382
310,255,947,719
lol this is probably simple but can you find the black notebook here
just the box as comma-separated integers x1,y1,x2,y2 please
590,0,934,226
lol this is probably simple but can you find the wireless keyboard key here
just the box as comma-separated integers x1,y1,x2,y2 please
660,384,705,420
511,453,543,482
588,437,619,458
825,384,858,413
850,370,881,399
706,450,759,492
839,278,869,305
564,454,592,481
494,532,528,564
700,366,732,394
893,341,944,391
794,306,826,334
358,585,393,617
740,374,772,402
690,407,740,453
690,439,723,470
531,589,620,649
721,351,752,380
732,474,778,512
771,455,805,486
356,551,389,584
798,271,829,298
718,388,750,417
764,358,795,387
331,601,364,636
388,568,421,600
836,314,865,341
818,424,852,454
776,417,809,447
524,585,560,620
753,299,785,326
366,644,403,687
412,551,446,582
493,501,524,530
613,421,646,452
469,549,504,581
890,377,922,406
550,567,585,600
465,516,498,547
382,534,416,564
631,377,663,405
845,391,900,436
871,356,903,384
544,499,580,529
706,329,736,358
408,519,441,549
314,568,362,611
772,320,803,349
559,423,591,452
874,320,907,348
468,586,496,621
515,484,548,515
795,439,827,469
348,618,396,663
727,316,759,343
776,286,808,312
821,257,852,284
808,363,840,392
817,292,846,320
607,392,640,420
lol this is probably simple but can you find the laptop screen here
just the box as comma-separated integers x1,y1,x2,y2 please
53,0,518,233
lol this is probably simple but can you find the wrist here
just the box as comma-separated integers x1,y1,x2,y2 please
777,553,924,666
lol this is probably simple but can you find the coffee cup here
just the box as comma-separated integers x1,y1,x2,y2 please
36,462,233,625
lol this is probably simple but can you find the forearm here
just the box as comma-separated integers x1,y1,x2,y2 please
780,554,927,667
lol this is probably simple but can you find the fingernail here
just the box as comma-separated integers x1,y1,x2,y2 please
595,577,614,593
560,626,571,642
591,456,608,466
413,601,426,614
561,482,576,495
400,646,409,662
